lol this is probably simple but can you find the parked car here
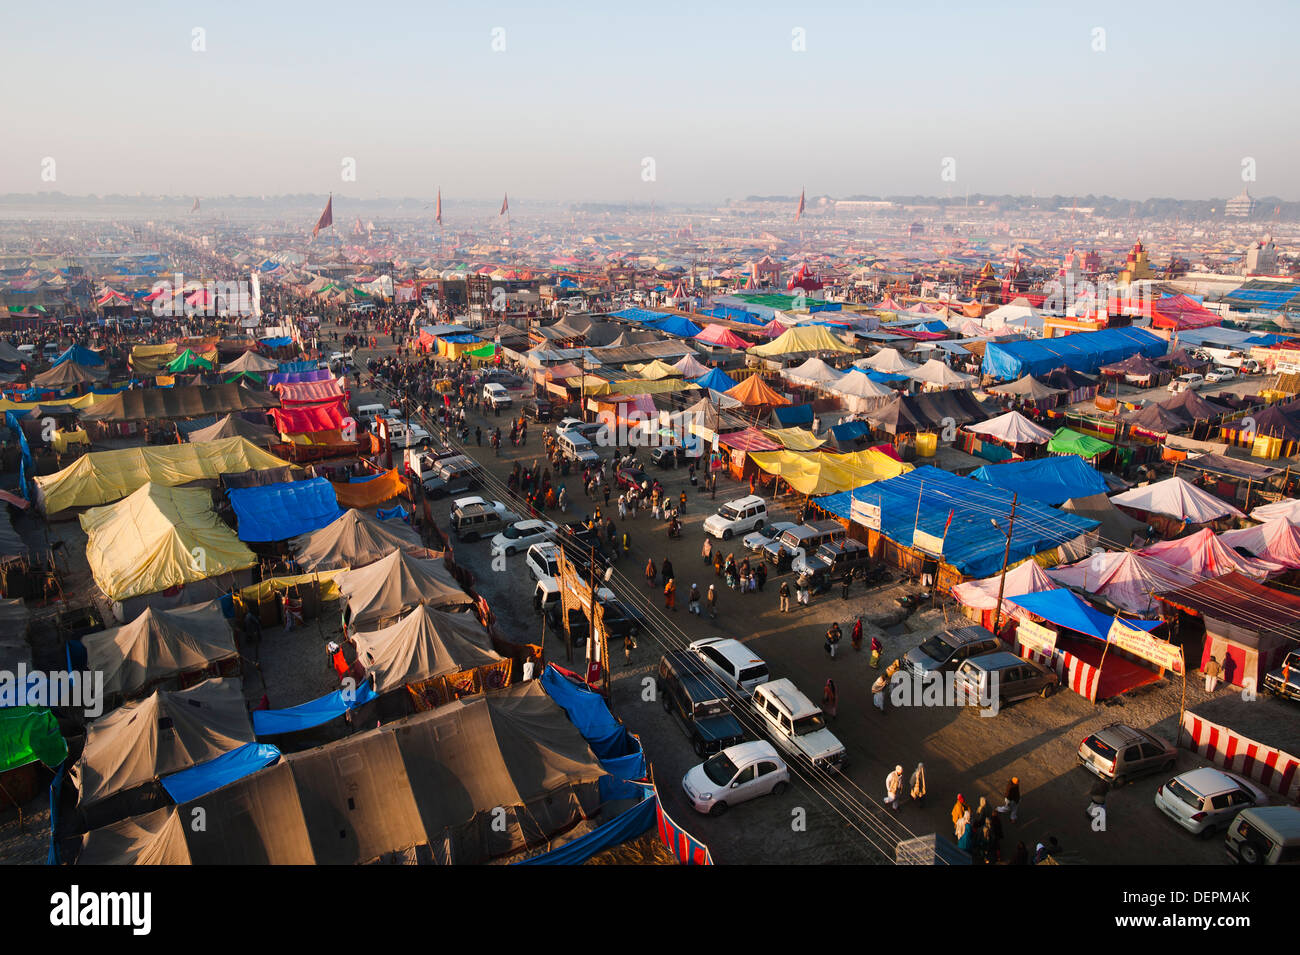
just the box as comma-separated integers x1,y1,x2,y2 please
688,638,770,699
491,519,559,556
703,495,768,540
1167,373,1205,393
1155,767,1270,837
1225,806,1300,864
616,466,647,491
795,538,872,584
681,741,790,816
556,431,602,464
553,417,584,436
1263,650,1300,702
751,678,846,772
743,520,799,554
904,625,1002,677
379,418,431,448
482,382,513,409
597,593,648,642
1240,358,1263,374
450,499,518,541
523,400,553,422
1077,723,1177,785
1205,366,1236,384
769,520,845,569
526,542,560,582
953,651,1059,707
658,651,747,758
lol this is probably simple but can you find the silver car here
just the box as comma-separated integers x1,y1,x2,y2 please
1154,767,1269,837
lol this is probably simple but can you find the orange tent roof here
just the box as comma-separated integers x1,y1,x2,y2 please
330,468,407,509
725,374,791,407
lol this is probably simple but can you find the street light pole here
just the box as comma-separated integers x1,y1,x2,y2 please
990,492,1018,637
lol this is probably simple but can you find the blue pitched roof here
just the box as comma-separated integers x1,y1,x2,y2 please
771,403,814,427
227,477,341,542
817,466,1098,578
969,455,1110,506
982,327,1165,380
693,368,738,392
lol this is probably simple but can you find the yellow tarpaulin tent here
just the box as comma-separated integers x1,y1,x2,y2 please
748,325,857,357
633,360,682,381
35,436,292,514
748,448,914,495
0,393,100,413
762,427,826,451
578,378,694,397
129,344,178,375
80,483,256,602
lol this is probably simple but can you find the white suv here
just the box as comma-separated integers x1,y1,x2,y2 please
526,542,560,582
751,679,846,772
703,495,768,541
688,638,770,699
483,383,513,409
381,418,431,448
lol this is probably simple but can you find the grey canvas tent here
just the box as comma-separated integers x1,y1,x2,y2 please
187,413,275,444
336,548,474,630
351,603,503,692
292,507,424,572
70,678,253,809
78,682,607,865
79,601,238,702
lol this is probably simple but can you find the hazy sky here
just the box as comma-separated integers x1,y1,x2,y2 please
2,0,1296,202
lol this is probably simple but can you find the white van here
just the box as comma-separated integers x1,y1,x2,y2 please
557,431,601,464
1167,373,1205,394
355,403,387,426
1225,805,1300,865
483,383,512,409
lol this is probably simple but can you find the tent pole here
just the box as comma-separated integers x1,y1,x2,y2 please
990,492,1018,636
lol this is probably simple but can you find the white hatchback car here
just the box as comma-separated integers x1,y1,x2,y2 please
1205,366,1236,384
682,741,790,816
1154,767,1269,837
703,495,768,541
490,519,558,557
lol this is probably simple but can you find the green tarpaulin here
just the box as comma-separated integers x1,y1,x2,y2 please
224,371,265,385
1047,427,1114,460
166,349,214,373
467,343,497,358
0,706,67,773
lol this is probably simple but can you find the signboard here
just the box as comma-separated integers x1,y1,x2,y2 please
1016,619,1058,656
851,499,882,531
1107,619,1183,674
912,528,945,556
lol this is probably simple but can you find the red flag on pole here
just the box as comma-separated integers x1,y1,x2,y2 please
795,188,805,221
313,195,334,237
500,193,509,216
435,189,442,225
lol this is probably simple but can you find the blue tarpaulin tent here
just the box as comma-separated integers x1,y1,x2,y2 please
260,336,294,349
771,403,814,427
160,742,281,803
830,420,872,443
251,682,378,736
816,466,1098,577
1006,589,1160,642
982,327,1165,380
969,455,1110,506
650,315,703,338
53,344,105,366
693,368,738,392
228,477,341,542
541,665,639,761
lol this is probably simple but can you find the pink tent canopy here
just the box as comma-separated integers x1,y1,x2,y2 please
1218,518,1300,570
951,559,1057,614
1138,528,1282,583
694,324,752,349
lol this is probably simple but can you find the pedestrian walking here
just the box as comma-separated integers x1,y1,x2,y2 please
884,765,903,811
952,794,968,838
871,670,889,712
701,537,712,563
1204,655,1221,693
797,572,811,606
662,558,674,583
644,557,656,587
996,776,1020,822
870,634,882,668
706,583,717,618
779,580,791,613
851,616,863,652
822,678,838,719
664,577,677,611
688,583,701,615
956,806,973,851
910,762,927,807
825,621,841,659
755,562,767,591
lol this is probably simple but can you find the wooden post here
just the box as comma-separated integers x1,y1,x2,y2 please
990,493,1018,637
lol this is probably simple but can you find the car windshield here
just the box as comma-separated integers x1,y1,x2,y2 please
779,531,801,548
918,635,955,660
718,505,741,521
1166,778,1203,810
793,712,826,736
703,752,738,787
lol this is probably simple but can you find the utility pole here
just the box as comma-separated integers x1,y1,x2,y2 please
990,492,1018,637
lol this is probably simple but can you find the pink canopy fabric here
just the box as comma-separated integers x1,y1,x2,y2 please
717,427,782,453
759,318,787,338
277,379,347,404
694,324,752,349
1049,529,1282,614
1218,519,1300,569
951,559,1057,614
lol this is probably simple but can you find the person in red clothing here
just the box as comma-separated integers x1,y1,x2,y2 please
664,577,677,611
